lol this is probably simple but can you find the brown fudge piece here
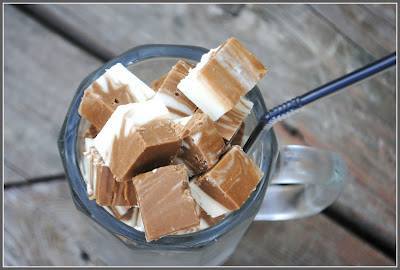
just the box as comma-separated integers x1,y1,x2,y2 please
178,112,226,175
154,60,197,118
78,63,155,130
178,37,267,121
93,100,179,181
150,73,168,91
95,164,137,206
132,165,200,241
196,145,263,210
109,119,181,181
215,97,253,141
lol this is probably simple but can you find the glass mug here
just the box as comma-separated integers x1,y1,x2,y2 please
58,45,347,266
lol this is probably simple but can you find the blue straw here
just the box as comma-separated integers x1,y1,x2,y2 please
243,52,396,152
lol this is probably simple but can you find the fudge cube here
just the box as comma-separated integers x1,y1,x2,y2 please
154,60,197,118
132,164,200,241
82,145,137,206
195,145,263,210
178,112,226,175
215,96,253,141
94,100,181,181
178,37,266,121
78,63,155,130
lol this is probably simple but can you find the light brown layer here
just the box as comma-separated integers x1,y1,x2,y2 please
132,164,200,241
196,145,263,210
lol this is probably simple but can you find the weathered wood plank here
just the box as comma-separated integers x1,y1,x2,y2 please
310,4,396,57
27,3,396,253
226,219,392,266
363,4,396,28
244,4,396,252
4,181,393,266
4,6,102,182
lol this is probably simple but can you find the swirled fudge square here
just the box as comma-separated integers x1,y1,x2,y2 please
195,145,263,210
94,99,181,181
132,164,200,241
178,37,266,121
79,63,155,130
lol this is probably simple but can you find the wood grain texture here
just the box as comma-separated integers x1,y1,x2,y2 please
4,6,102,182
4,181,393,266
310,4,396,57
4,4,396,266
23,3,396,251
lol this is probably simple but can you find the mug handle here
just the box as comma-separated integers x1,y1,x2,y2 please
254,145,347,221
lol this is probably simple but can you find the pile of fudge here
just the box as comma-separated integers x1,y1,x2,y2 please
79,37,267,242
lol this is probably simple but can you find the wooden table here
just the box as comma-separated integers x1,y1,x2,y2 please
4,3,396,266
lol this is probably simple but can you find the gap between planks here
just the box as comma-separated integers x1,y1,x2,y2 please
12,3,396,262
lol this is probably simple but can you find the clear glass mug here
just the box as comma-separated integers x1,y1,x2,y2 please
58,45,347,266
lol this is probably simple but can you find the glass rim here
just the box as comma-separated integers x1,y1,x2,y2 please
57,44,279,250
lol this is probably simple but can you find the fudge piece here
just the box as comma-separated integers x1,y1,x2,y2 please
94,99,181,181
151,73,168,91
96,165,137,206
178,112,226,175
79,63,155,130
178,37,267,121
83,144,137,206
154,60,197,118
195,145,263,210
132,165,200,241
215,97,253,141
